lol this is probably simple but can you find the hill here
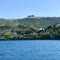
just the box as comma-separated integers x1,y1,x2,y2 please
0,16,60,28
0,16,60,40
14,16,60,28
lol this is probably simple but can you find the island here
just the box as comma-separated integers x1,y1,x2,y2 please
0,15,60,40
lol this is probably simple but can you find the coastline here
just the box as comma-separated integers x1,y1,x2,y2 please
0,38,60,41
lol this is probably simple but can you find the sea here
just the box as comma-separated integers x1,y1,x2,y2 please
0,40,60,60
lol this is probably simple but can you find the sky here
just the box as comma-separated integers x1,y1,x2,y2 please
0,0,60,18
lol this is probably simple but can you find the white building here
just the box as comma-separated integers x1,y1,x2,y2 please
37,28,44,31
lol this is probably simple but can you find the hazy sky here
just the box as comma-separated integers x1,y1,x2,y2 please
0,0,60,18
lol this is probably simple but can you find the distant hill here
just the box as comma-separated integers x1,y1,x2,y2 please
14,17,60,28
0,16,60,28
0,18,18,27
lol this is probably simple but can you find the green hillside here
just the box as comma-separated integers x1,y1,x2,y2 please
14,17,60,28
0,18,18,27
0,17,60,28
0,17,60,40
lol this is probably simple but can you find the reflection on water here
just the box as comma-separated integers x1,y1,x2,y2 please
0,40,60,60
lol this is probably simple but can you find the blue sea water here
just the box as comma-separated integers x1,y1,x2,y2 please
0,40,60,60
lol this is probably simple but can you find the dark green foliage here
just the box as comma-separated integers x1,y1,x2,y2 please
0,17,60,40
15,17,60,28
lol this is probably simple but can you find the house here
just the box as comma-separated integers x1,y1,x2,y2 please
27,15,41,19
28,15,34,18
37,28,44,31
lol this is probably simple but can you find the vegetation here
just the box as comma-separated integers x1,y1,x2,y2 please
0,16,60,40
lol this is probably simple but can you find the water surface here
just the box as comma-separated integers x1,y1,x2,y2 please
0,40,60,60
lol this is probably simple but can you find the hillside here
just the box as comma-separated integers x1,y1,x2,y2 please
14,17,60,28
0,16,60,28
0,16,60,40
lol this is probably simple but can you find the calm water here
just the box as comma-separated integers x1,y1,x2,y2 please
0,40,60,60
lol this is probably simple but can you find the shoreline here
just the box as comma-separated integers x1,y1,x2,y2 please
0,38,60,41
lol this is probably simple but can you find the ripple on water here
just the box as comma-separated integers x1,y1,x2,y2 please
0,40,60,60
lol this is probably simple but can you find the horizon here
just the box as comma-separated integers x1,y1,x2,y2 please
0,0,60,18
1,15,60,19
